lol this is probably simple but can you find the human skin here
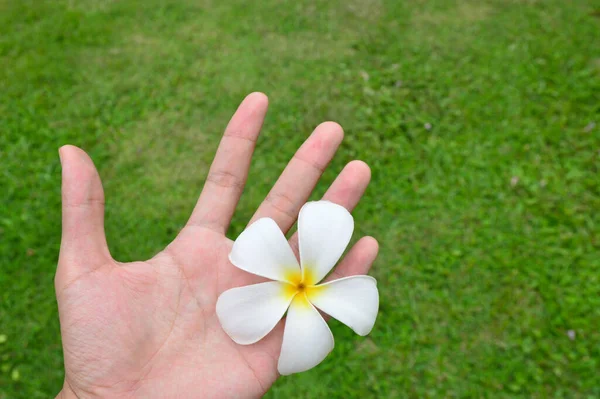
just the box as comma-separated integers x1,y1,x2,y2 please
55,92,379,398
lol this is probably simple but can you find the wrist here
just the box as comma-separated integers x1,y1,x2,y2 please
56,382,79,399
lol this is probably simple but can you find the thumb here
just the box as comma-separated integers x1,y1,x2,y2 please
57,145,112,289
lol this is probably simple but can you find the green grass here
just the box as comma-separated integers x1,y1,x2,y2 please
1,0,599,397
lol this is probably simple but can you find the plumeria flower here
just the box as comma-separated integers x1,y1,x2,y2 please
216,201,379,375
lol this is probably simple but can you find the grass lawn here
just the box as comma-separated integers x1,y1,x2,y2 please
1,0,599,397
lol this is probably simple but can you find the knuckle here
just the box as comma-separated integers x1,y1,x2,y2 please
294,154,326,174
264,191,298,219
224,130,257,144
205,170,244,191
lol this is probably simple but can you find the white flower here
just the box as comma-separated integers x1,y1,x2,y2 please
216,201,379,375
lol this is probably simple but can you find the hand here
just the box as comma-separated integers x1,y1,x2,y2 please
55,93,379,399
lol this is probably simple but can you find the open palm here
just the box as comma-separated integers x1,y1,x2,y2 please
55,93,379,399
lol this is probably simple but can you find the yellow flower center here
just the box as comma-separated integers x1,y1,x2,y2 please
281,267,324,307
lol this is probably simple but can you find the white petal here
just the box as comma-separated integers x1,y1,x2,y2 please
298,201,354,284
216,281,294,345
307,276,379,336
229,218,300,282
277,294,334,375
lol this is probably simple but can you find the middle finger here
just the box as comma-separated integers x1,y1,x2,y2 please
249,121,343,233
